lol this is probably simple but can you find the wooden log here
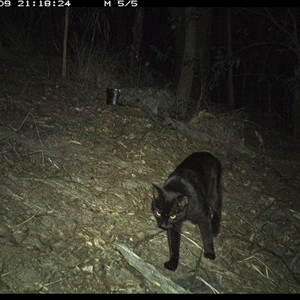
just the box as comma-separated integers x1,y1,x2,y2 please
115,243,190,294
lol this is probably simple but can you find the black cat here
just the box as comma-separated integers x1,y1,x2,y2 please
151,152,222,271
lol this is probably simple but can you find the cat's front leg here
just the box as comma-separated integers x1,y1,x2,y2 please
165,223,182,271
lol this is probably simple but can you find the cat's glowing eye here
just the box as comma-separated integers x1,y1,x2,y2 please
170,215,176,220
155,211,161,217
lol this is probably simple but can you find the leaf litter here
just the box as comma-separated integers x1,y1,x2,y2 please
0,60,299,293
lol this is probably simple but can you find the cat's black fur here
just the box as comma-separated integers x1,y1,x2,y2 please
151,152,222,271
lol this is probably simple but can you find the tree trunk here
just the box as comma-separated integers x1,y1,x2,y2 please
227,7,235,110
168,7,185,87
129,7,144,86
194,7,213,111
62,7,70,77
294,67,300,145
176,7,197,119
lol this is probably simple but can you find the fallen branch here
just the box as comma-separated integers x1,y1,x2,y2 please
115,243,190,294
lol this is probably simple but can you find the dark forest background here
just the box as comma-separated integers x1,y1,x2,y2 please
1,7,300,145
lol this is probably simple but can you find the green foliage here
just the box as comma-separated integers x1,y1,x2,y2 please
188,251,202,291
209,46,241,90
149,44,174,66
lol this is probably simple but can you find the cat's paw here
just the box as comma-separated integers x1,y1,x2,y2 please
164,260,178,271
204,251,216,260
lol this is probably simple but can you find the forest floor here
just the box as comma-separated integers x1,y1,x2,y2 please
0,56,299,294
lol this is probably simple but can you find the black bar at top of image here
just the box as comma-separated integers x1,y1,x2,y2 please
7,1,211,8
69,1,211,8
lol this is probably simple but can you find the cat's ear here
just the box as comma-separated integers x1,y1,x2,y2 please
177,195,189,208
152,184,162,198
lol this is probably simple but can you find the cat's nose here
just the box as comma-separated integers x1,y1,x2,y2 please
158,222,171,230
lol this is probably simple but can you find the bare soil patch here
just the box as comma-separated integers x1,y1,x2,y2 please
0,58,299,293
